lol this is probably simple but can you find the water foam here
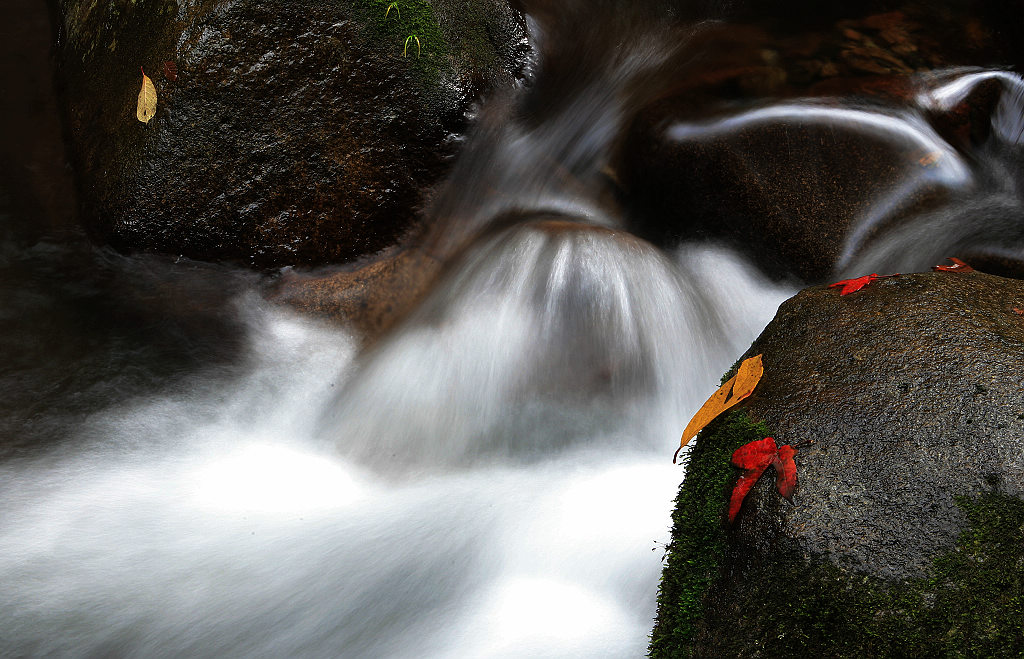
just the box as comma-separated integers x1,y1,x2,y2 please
0,245,792,657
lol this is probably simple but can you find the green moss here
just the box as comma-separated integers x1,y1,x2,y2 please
919,491,1024,655
719,356,744,386
653,467,1024,657
348,0,450,82
649,410,771,658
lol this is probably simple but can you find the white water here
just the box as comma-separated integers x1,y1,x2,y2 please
0,244,792,657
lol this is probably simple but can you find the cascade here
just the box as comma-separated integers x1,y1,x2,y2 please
3,0,1023,655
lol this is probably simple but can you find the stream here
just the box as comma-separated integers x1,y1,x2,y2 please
2,0,1024,656
0,219,792,656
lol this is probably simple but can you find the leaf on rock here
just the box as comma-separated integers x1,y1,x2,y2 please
729,354,763,403
137,67,157,124
774,444,797,501
828,272,897,296
163,61,178,82
728,437,799,522
728,470,764,524
933,257,974,273
917,151,941,168
674,355,764,462
731,436,778,470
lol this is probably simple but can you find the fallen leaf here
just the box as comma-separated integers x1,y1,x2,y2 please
730,436,778,470
774,444,797,500
728,470,764,523
1013,308,1024,315
728,437,798,522
933,257,974,273
729,354,764,403
137,67,157,124
674,354,763,462
917,151,941,168
828,272,897,295
163,60,178,82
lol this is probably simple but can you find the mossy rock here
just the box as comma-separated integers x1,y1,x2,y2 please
651,270,1024,656
55,0,528,267
650,411,772,657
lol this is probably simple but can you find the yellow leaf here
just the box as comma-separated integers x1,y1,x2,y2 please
136,67,156,124
673,354,764,462
728,353,763,405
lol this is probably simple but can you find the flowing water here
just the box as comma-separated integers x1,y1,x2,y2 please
4,1,1024,656
0,219,793,656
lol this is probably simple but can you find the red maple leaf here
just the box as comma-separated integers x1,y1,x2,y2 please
728,437,798,522
828,273,898,296
932,257,974,273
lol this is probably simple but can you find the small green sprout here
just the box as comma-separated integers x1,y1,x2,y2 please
384,2,399,19
403,35,420,58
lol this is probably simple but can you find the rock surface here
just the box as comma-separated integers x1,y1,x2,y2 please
619,9,1024,282
652,268,1024,656
268,246,441,337
0,0,79,240
56,0,528,267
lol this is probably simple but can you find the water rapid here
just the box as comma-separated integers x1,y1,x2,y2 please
0,227,792,657
5,1,1024,655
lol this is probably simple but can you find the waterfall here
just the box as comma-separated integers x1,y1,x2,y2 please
0,228,792,656
4,0,1022,653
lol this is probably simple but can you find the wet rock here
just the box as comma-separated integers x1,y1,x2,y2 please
622,81,1024,281
268,247,442,337
651,269,1024,656
617,10,1024,282
0,0,79,240
623,95,940,281
56,0,528,267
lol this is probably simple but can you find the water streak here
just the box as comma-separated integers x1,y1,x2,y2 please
0,241,793,657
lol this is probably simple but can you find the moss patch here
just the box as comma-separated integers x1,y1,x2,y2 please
348,0,450,82
924,491,1024,653
653,459,1024,657
649,410,771,658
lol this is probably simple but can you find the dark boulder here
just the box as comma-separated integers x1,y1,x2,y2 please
618,9,1024,282
652,269,1024,656
0,0,79,241
55,0,528,267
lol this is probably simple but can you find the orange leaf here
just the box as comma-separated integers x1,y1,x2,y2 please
828,273,898,295
728,437,777,522
917,151,941,168
728,437,799,522
673,354,764,462
729,353,763,403
728,469,766,523
774,444,798,501
730,436,778,471
933,257,974,273
827,272,892,294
